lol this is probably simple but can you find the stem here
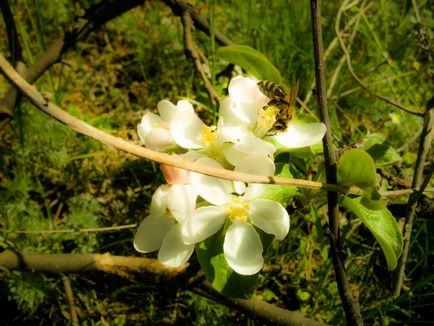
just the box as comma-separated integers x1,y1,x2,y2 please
393,98,434,298
309,1,363,325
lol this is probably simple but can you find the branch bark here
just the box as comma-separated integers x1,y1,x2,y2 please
0,250,182,281
393,97,434,297
309,1,363,325
162,0,234,46
0,0,145,120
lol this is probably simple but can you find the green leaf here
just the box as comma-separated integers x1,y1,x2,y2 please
260,163,297,206
214,45,282,82
337,149,378,192
364,133,402,167
196,229,258,299
342,196,403,270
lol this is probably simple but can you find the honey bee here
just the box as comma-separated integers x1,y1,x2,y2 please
257,80,299,133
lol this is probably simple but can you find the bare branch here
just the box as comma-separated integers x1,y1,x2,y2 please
61,274,79,326
193,284,328,326
0,250,183,281
0,0,145,120
393,98,434,297
181,11,220,104
0,0,23,64
162,0,234,46
310,0,363,325
1,54,430,199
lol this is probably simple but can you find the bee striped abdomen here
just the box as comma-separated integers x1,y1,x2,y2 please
257,80,298,134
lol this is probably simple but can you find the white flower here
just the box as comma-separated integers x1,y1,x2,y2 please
181,158,290,275
137,99,194,151
170,100,276,176
133,184,197,268
220,76,326,149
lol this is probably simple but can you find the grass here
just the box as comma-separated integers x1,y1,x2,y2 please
0,0,433,324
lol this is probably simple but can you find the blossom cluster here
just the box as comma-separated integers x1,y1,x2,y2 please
133,76,326,275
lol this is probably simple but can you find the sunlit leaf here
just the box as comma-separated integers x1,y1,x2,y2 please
364,133,402,167
214,45,282,82
342,196,403,270
337,149,378,190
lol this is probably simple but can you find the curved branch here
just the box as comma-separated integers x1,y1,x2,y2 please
0,0,145,120
0,54,429,199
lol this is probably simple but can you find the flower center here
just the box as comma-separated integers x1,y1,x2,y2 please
254,106,278,137
199,125,218,148
227,201,249,222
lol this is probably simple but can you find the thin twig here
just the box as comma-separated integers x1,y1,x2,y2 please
303,0,369,107
335,0,423,117
393,98,434,298
181,11,220,104
61,274,79,326
310,1,363,325
162,0,234,46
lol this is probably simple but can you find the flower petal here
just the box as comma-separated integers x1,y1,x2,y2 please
133,214,174,253
158,224,194,268
149,185,171,215
249,199,290,240
157,100,177,122
223,221,263,275
243,184,265,200
144,128,176,151
171,111,205,149
218,97,258,129
190,158,233,206
167,184,197,223
137,112,163,144
224,145,275,176
273,122,326,148
228,76,268,107
181,205,227,245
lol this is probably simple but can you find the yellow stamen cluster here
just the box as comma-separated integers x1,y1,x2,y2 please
227,201,249,223
199,126,218,148
254,106,278,137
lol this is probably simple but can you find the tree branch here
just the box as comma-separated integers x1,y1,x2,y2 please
0,250,183,281
1,54,431,198
162,0,234,46
193,283,328,326
309,1,363,325
181,10,220,104
0,0,145,120
393,97,434,298
61,274,79,326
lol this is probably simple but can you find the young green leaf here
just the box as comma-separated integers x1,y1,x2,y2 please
342,196,403,270
214,45,282,82
337,149,378,195
364,133,402,167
